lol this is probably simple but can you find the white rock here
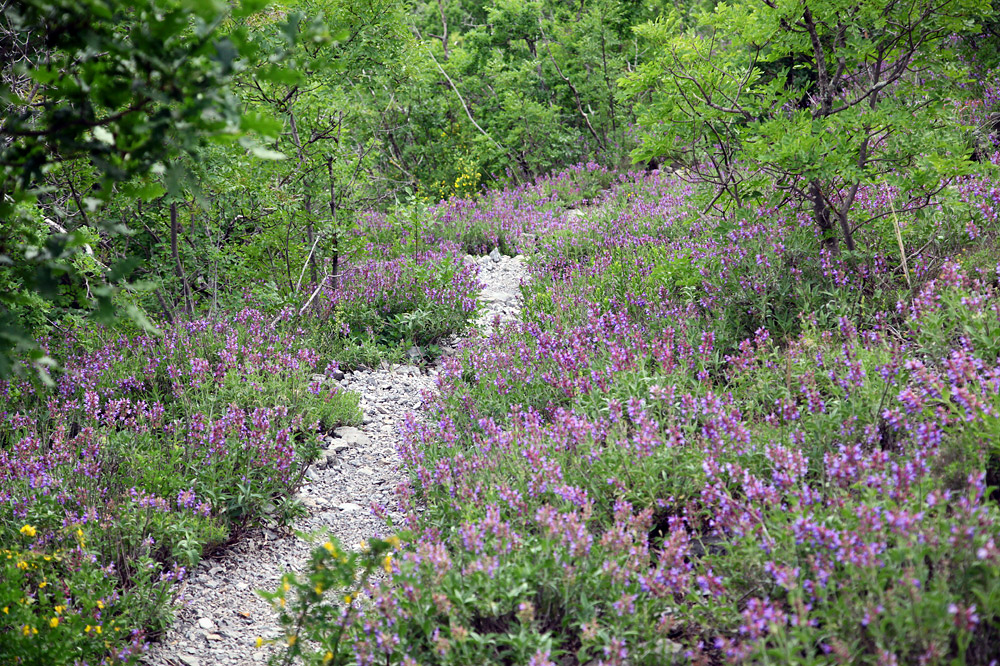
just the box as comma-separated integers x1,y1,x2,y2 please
334,427,371,447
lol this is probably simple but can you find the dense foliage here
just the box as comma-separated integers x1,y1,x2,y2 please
271,160,1000,666
2,0,1000,664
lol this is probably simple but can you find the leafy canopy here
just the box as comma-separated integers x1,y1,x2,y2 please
624,0,990,253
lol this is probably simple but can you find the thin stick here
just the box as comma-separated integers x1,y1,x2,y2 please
269,272,342,329
884,181,911,290
295,231,323,292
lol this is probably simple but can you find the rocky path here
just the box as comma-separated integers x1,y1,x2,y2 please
145,251,528,666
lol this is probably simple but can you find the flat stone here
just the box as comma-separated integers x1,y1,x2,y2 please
179,655,201,666
338,502,363,513
198,617,216,631
334,427,371,447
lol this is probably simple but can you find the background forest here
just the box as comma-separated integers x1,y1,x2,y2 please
2,0,1000,664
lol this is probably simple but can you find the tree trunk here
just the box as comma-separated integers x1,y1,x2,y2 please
170,202,194,317
810,180,839,255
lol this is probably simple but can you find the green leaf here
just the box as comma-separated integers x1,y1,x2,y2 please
251,145,287,160
124,304,162,335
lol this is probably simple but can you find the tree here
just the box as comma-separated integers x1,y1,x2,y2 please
234,0,408,301
0,0,287,378
624,0,990,254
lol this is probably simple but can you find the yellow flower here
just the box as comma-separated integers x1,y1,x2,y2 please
314,583,323,595
343,594,353,604
19,525,37,538
287,635,297,646
49,617,59,628
55,605,66,614
255,636,264,648
22,624,31,636
2,607,7,614
386,535,401,549
39,581,47,588
323,541,337,555
85,624,92,633
96,600,104,610
323,651,333,663
95,625,102,634
382,554,393,573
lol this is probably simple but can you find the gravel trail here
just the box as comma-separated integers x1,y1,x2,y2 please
145,252,529,666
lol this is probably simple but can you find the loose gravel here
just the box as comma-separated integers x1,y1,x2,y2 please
144,252,529,666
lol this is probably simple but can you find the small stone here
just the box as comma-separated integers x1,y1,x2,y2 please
310,374,326,384
406,346,422,363
206,633,223,641
179,655,201,666
489,247,502,262
330,369,345,381
334,427,371,447
357,466,374,476
338,502,363,513
198,617,216,631
235,583,249,592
